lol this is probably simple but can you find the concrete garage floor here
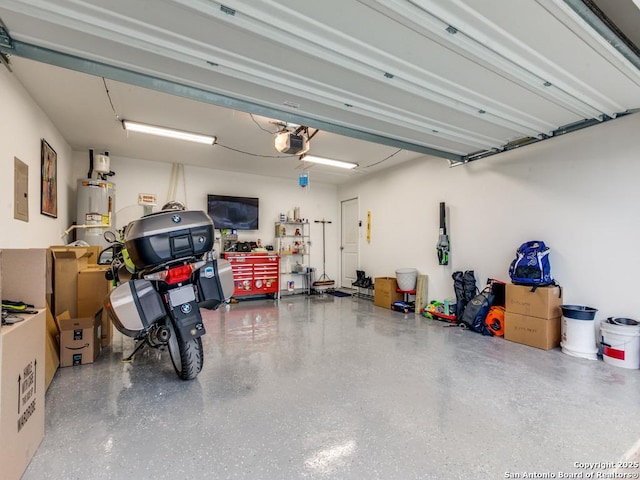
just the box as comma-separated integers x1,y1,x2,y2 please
23,296,640,479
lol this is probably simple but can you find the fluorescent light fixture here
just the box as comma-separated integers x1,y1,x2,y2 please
122,120,216,145
301,155,358,169
633,0,640,10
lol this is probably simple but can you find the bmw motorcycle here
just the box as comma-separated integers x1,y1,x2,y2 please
100,209,234,380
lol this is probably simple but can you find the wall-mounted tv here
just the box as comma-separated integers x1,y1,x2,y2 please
207,194,259,230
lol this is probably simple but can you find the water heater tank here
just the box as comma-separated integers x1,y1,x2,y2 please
76,179,116,247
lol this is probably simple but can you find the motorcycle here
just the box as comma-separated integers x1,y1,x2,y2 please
100,208,234,380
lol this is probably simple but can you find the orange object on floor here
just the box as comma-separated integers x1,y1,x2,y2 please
485,306,505,336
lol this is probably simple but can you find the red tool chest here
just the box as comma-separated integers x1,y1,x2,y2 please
224,252,280,298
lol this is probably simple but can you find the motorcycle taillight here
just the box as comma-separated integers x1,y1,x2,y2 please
164,265,194,284
143,260,206,284
144,264,193,284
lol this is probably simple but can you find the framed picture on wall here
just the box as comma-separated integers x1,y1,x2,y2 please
41,138,57,218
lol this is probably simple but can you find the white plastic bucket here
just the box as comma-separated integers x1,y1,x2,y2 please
560,305,598,360
395,268,418,291
600,318,640,369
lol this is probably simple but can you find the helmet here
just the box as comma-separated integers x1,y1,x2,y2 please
161,200,185,211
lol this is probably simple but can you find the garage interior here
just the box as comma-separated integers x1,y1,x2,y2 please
2,1,640,478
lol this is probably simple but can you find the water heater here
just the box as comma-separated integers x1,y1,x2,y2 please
76,179,116,247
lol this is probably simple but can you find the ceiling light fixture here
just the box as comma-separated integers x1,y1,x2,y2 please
633,0,640,10
122,120,216,145
301,155,358,169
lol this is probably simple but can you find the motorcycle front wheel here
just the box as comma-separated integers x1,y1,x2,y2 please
166,321,203,380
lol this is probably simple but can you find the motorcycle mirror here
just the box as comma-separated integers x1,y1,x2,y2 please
104,231,118,243
97,245,114,265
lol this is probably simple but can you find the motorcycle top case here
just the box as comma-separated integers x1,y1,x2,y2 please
105,279,166,337
197,258,235,309
124,210,214,269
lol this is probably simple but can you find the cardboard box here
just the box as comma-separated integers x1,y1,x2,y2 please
1,249,48,309
77,265,110,318
50,246,98,317
373,277,403,309
505,284,562,319
44,307,60,390
57,311,101,367
95,307,113,348
504,311,561,350
0,311,46,480
0,249,48,480
44,333,60,389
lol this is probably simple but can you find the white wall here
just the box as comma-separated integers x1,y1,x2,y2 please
0,65,74,247
339,112,640,318
71,153,339,281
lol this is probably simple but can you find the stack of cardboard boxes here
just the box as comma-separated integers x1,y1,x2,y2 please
50,245,100,317
0,245,112,480
49,245,112,366
0,249,47,480
504,284,563,350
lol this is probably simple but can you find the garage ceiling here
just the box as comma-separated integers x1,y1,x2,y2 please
1,0,640,184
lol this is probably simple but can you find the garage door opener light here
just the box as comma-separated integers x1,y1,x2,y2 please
122,120,216,145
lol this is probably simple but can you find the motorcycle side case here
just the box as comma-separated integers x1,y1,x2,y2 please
124,210,214,269
196,258,235,309
105,279,166,337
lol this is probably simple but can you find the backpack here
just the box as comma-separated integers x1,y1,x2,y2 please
508,241,553,286
459,287,495,336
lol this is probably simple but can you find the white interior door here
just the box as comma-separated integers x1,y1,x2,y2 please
341,198,359,288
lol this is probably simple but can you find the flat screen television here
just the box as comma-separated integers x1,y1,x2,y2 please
207,194,259,230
